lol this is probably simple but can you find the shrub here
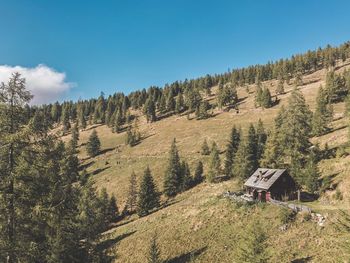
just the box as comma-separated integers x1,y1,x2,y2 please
279,207,296,224
335,189,343,200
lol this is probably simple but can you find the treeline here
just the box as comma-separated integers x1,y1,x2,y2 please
27,41,350,133
0,74,118,262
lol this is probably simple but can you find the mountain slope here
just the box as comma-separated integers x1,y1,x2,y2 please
63,60,350,262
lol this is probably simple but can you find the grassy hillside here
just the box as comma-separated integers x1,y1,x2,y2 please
63,60,350,262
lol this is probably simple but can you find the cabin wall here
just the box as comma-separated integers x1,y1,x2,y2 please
269,174,296,200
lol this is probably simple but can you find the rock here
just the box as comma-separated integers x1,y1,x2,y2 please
279,224,288,232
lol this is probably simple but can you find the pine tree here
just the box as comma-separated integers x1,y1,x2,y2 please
71,121,79,149
255,83,263,107
261,87,272,109
0,73,33,262
312,85,332,136
126,171,138,213
278,88,312,180
304,153,320,193
78,106,87,130
113,109,123,133
175,93,185,114
86,129,101,157
294,71,303,86
144,98,157,122
259,129,282,168
246,124,258,173
256,119,267,161
76,181,106,261
235,219,270,263
201,139,210,155
224,126,241,177
180,161,192,191
163,139,181,197
233,140,253,181
61,106,71,135
196,100,210,119
147,233,162,263
137,167,160,216
108,194,119,223
207,142,221,182
194,161,204,184
276,77,285,95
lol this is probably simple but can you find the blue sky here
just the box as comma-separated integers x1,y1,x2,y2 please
1,0,350,103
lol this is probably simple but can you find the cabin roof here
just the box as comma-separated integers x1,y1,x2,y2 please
244,168,287,191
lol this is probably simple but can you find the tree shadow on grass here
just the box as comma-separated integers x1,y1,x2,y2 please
291,256,313,263
79,160,95,171
97,231,137,252
92,166,111,176
165,246,207,263
99,147,116,155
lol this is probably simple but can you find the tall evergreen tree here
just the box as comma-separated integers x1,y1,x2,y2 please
276,77,285,95
71,121,79,149
224,126,241,177
180,161,192,191
126,171,138,213
163,139,182,197
175,93,185,114
86,130,101,157
256,119,267,161
144,98,157,122
201,139,210,155
78,106,87,130
147,233,162,263
303,152,320,193
194,161,204,184
261,87,272,109
312,85,333,136
207,142,221,182
246,124,258,173
235,219,270,263
277,87,312,182
0,73,33,263
137,167,160,216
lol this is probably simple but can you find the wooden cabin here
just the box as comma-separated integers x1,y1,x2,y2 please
244,168,296,202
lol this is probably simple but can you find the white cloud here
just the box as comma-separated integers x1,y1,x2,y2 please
0,64,75,104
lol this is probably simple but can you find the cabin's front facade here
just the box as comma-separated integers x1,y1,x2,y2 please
244,168,296,202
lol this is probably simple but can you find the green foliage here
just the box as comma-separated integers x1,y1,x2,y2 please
163,139,182,197
137,167,160,217
217,82,238,109
224,125,241,177
276,77,285,95
312,85,333,136
235,219,270,263
335,189,343,201
194,161,204,184
144,97,157,122
279,208,296,224
175,93,185,114
207,142,221,182
126,171,138,213
126,119,141,147
71,121,79,149
261,87,273,108
303,153,320,193
201,139,210,155
147,233,162,263
196,100,210,119
324,71,347,103
86,129,101,157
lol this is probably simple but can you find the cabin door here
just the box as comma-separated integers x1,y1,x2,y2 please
260,191,266,202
